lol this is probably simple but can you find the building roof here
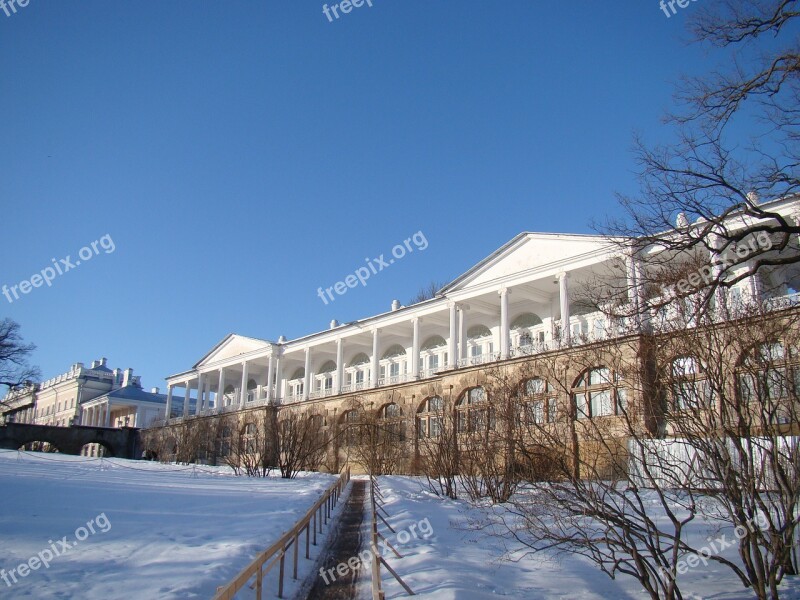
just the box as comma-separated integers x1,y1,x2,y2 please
91,385,167,405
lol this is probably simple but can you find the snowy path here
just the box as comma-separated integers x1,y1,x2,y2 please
304,479,367,600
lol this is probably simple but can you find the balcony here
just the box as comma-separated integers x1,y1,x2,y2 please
457,352,501,368
340,382,367,393
377,373,412,387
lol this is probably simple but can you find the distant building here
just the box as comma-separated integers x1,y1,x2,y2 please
0,358,167,430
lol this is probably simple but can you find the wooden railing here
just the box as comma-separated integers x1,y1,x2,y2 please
368,475,414,600
213,467,351,600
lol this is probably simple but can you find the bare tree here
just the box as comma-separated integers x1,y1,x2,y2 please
345,394,410,476
501,340,747,600
0,319,39,407
275,409,328,479
650,302,800,599
221,410,277,478
415,392,460,500
408,281,446,305
456,366,523,503
596,1,800,322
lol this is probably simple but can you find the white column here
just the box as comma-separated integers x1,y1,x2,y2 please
499,287,510,359
134,407,142,428
217,368,225,408
198,375,206,413
709,233,727,311
104,403,110,427
183,383,190,417
459,306,468,361
411,318,420,379
336,338,344,394
448,302,457,369
371,328,380,388
266,355,275,403
195,376,203,415
633,259,649,330
165,385,173,421
558,272,571,345
303,348,311,400
626,252,639,308
750,268,763,302
275,355,283,402
240,361,249,406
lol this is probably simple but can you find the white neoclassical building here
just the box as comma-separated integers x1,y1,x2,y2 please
1,358,168,431
163,196,800,421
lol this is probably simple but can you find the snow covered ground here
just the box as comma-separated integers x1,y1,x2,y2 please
0,450,339,599
3,450,800,600
369,476,800,600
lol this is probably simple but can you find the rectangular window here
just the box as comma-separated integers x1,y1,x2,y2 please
471,344,482,358
591,390,613,416
532,400,544,424
430,416,441,437
547,399,556,423
355,370,365,384
390,363,400,377
458,411,467,432
429,355,439,369
617,388,628,412
575,393,588,420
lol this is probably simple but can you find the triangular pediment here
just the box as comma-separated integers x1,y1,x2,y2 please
442,233,613,292
194,334,270,368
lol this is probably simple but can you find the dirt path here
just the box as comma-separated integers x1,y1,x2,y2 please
304,479,367,600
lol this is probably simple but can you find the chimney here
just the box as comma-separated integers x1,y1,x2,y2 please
151,387,160,394
122,368,134,387
91,360,99,369
278,335,287,343
100,357,107,367
391,299,401,312
330,319,339,329
747,190,760,204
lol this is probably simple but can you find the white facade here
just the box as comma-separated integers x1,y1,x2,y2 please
1,359,166,431
164,198,800,422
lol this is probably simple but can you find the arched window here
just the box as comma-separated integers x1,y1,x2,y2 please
219,426,232,457
420,336,448,374
246,378,258,402
317,361,337,395
467,325,492,339
417,396,444,438
670,356,711,410
421,335,447,350
346,353,371,390
521,377,557,424
381,345,407,383
381,403,401,419
341,409,363,446
512,313,543,329
349,353,370,366
319,360,337,374
379,403,404,439
243,422,257,454
382,345,407,359
738,342,797,417
456,387,492,432
289,368,305,399
572,367,626,420
466,325,494,364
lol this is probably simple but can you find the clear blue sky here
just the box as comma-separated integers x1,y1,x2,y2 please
0,1,719,387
